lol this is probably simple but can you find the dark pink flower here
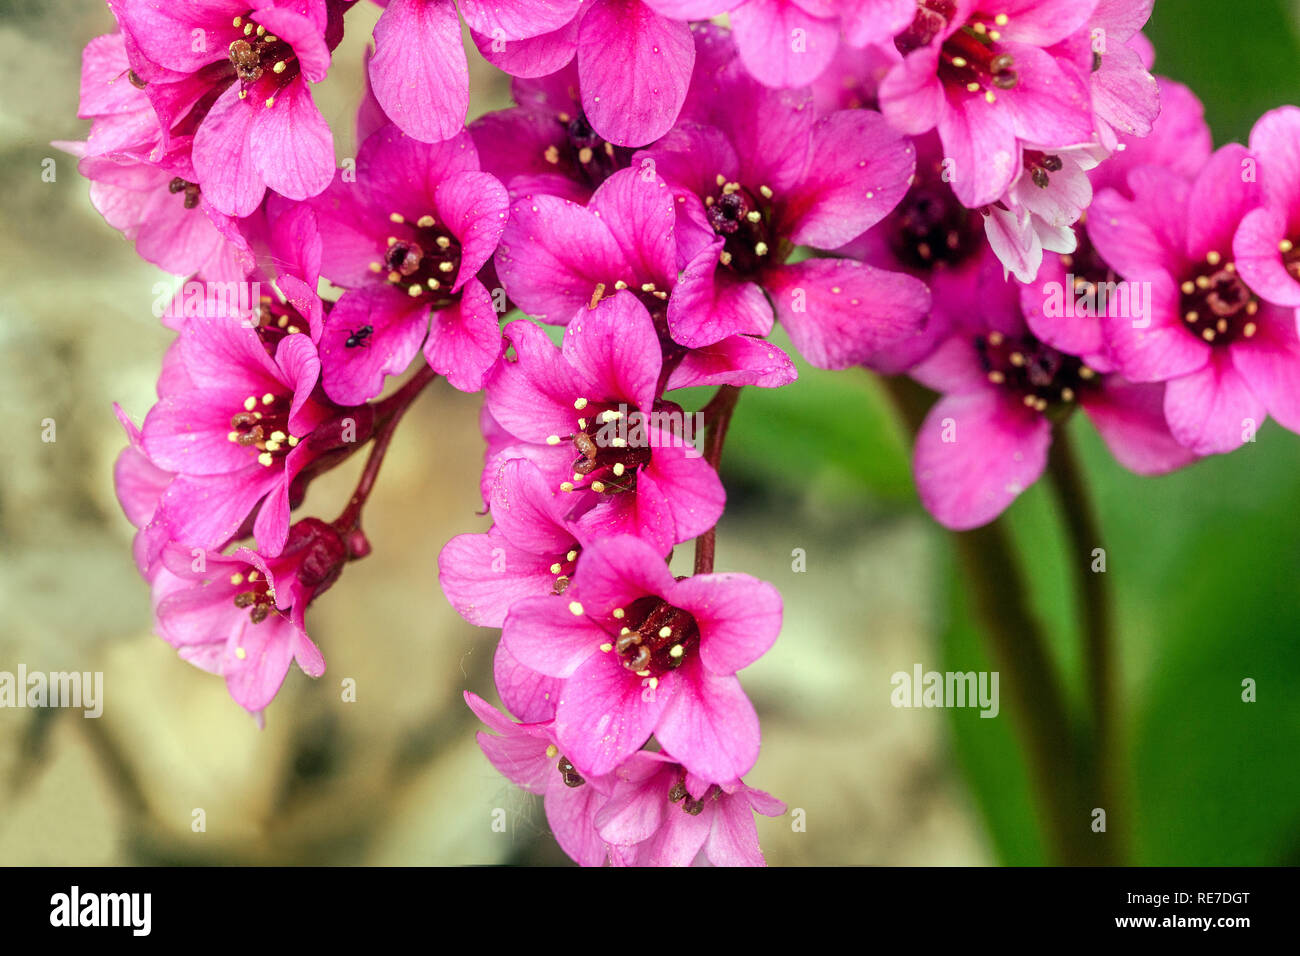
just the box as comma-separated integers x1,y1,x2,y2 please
485,292,726,555
59,33,254,281
151,518,346,714
1090,143,1300,454
113,404,176,582
725,0,915,89
1020,77,1212,361
470,63,633,205
640,47,930,367
439,458,590,628
496,167,797,388
840,131,987,372
308,124,509,401
466,691,613,866
501,534,782,782
373,0,696,148
910,272,1194,529
111,0,345,216
880,0,1097,208
140,316,337,555
1234,106,1300,309
595,750,784,866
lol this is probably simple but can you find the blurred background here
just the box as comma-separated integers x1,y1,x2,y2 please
1,0,1298,866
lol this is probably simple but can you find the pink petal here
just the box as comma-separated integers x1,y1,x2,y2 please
502,595,605,678
765,258,930,370
555,650,671,775
1164,351,1266,455
669,573,782,675
731,0,839,89
369,0,469,143
576,0,695,147
423,278,503,392
913,389,1051,530
250,79,335,202
655,666,760,783
1080,379,1197,475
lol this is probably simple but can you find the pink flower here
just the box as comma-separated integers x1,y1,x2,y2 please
1072,0,1159,152
151,518,346,714
470,63,632,204
111,0,344,216
466,691,613,866
640,39,930,368
1234,106,1300,309
439,458,589,628
596,750,784,866
501,534,782,782
112,404,177,582
496,167,798,389
308,124,509,400
1020,77,1213,361
910,269,1194,529
840,131,989,372
880,0,1097,208
1090,143,1300,454
59,33,254,281
140,316,337,555
485,292,726,554
371,0,697,148
724,0,915,89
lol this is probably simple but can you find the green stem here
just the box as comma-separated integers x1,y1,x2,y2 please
1046,422,1126,863
882,376,1100,865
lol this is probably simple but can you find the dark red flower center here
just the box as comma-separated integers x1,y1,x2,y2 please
229,390,298,465
540,110,629,189
706,177,780,278
370,213,463,307
887,157,983,270
227,13,301,107
608,595,701,678
976,331,1100,413
1177,252,1261,347
549,399,653,497
230,565,276,625
897,4,1019,101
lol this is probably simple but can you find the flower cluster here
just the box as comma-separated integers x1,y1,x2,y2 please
78,0,1300,864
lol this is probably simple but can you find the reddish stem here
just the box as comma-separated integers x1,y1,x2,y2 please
692,385,741,575
331,366,437,548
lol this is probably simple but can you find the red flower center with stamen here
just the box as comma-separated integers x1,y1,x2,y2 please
897,3,1019,102
976,330,1100,413
1177,252,1260,346
612,595,701,677
230,565,276,624
706,176,781,277
371,213,463,306
227,13,301,107
550,400,653,496
228,390,298,466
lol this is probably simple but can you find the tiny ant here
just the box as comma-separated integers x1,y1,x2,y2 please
344,325,373,349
